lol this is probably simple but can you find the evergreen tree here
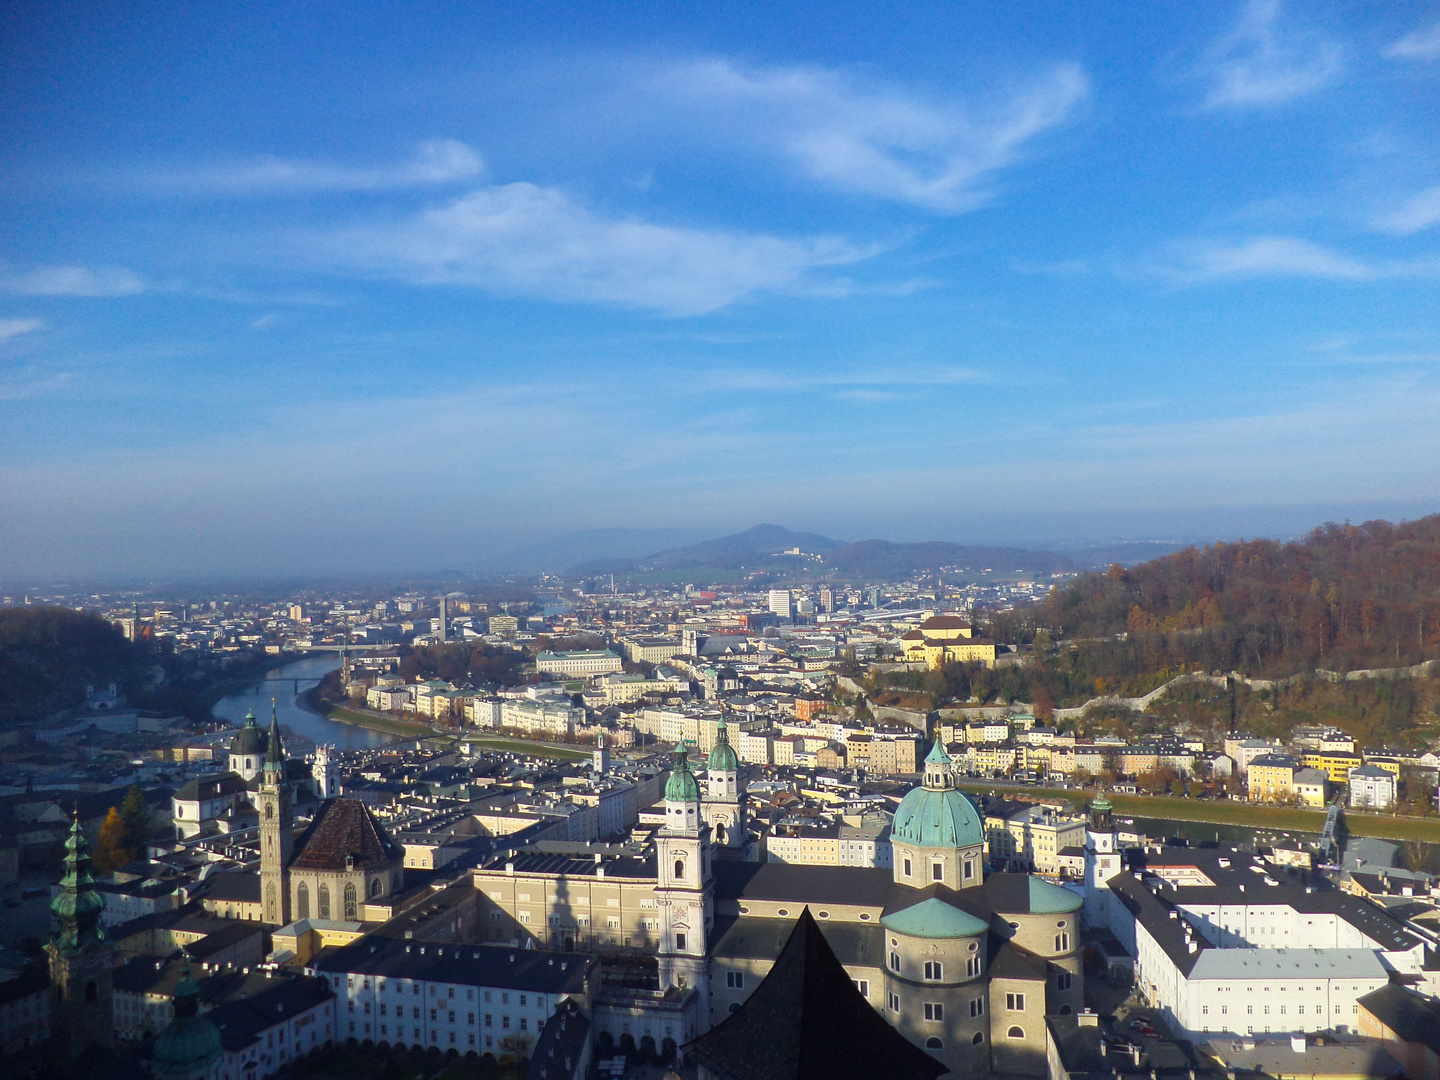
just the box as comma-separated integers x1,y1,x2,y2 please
119,784,149,851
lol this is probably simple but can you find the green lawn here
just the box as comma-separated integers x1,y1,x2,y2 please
955,782,1440,844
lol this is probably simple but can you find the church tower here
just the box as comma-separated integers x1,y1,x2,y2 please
656,743,711,1016
48,809,114,1060
593,732,610,776
1082,790,1121,929
258,702,294,925
702,717,745,852
312,744,339,799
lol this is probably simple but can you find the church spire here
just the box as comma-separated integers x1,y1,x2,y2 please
50,807,106,954
263,698,285,775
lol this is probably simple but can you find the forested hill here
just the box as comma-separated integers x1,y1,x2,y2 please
0,607,148,726
1033,515,1440,676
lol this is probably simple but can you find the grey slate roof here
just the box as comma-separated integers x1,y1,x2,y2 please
310,936,593,995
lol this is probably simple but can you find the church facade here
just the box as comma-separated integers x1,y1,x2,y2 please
469,740,1083,1077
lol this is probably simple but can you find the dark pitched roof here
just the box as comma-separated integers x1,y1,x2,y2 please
710,914,885,969
201,871,260,903
988,940,1048,981
712,860,896,908
1358,983,1440,1055
289,798,403,872
686,908,948,1080
206,975,333,1052
310,936,593,995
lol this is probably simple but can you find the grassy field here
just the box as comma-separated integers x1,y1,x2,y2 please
954,781,1440,844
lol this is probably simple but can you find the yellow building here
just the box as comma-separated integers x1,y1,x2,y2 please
898,616,998,670
1364,757,1402,780
1247,754,1300,802
1301,751,1364,784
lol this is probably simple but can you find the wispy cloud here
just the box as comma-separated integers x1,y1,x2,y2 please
1384,20,1440,61
1374,185,1440,235
0,317,43,341
1192,0,1343,110
697,366,985,393
1150,236,1439,284
654,58,1089,213
137,139,483,196
0,367,71,400
316,181,875,316
4,265,147,297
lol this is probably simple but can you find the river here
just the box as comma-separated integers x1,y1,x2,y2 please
211,654,392,750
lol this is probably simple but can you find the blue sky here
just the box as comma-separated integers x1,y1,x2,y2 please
2,1,1439,579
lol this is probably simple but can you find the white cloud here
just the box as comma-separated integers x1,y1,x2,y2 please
4,265,147,297
0,317,43,341
0,367,71,400
1150,236,1440,284
319,181,873,316
654,58,1089,213
1385,20,1440,61
1374,185,1440,235
142,139,483,195
1193,0,1343,109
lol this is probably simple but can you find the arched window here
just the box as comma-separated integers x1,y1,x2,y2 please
318,884,330,920
925,1037,943,1050
371,877,382,898
972,1032,984,1045
344,882,357,920
266,803,274,820
1007,1026,1025,1039
297,882,309,920
715,823,726,845
674,859,685,881
1059,1005,1072,1015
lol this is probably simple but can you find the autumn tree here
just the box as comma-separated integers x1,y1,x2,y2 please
92,806,133,875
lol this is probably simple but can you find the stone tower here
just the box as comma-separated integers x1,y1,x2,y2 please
702,717,745,851
312,744,339,799
592,731,610,776
656,743,711,1016
47,809,114,1060
258,702,294,925
1083,790,1121,928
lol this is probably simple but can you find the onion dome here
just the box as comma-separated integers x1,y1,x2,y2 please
229,709,263,756
892,741,984,850
706,717,739,773
50,809,106,954
152,962,222,1079
664,742,701,803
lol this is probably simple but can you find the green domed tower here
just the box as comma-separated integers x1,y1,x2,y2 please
152,963,222,1080
891,741,985,890
657,742,712,1012
47,808,115,1059
702,718,745,851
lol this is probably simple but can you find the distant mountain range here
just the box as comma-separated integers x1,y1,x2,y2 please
561,525,1076,579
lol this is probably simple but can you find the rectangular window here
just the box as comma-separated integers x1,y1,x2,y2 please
967,957,980,978
502,1016,510,1030
676,933,687,951
888,993,900,1013
903,858,912,877
924,1003,943,1022
854,980,869,997
932,862,944,881
485,1014,492,1028
964,861,974,880
1007,993,1025,1011
924,961,942,981
1056,973,1072,991
970,998,985,1018
727,971,744,989
890,953,901,973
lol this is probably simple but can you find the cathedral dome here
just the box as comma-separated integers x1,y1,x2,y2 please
706,719,739,772
152,964,222,1079
229,710,263,756
892,785,984,850
664,743,701,802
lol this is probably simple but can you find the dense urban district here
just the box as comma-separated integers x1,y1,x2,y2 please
4,516,1440,1080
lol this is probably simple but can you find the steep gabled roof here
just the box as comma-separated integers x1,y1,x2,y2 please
289,798,402,872
686,908,948,1080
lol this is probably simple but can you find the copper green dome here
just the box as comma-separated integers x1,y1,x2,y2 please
153,962,222,1079
229,709,263,756
893,741,983,850
665,743,701,802
706,718,739,772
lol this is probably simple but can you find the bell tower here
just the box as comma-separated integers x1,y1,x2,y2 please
48,809,114,1060
1083,790,1121,929
656,743,711,1015
258,702,294,925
